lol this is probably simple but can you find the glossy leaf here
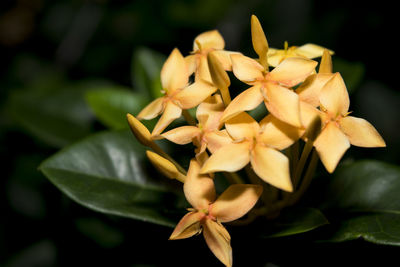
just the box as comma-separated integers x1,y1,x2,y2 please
86,87,148,130
39,130,185,227
132,47,166,99
261,207,329,238
319,160,400,245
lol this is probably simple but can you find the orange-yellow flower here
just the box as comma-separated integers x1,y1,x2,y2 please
268,41,334,67
170,160,262,267
137,48,217,136
312,73,386,172
221,16,317,127
201,112,299,192
161,95,232,155
185,30,239,83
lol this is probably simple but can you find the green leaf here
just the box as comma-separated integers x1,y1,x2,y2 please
261,207,329,238
8,82,98,147
319,160,400,245
333,58,365,94
39,130,185,227
85,87,148,130
132,47,165,99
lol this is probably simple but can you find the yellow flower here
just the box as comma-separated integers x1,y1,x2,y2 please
312,73,386,172
268,41,334,67
146,151,186,182
221,16,317,127
170,160,262,267
201,112,299,192
137,48,217,136
185,30,239,83
160,94,232,155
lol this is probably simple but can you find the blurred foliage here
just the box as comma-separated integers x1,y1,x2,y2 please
1,0,399,266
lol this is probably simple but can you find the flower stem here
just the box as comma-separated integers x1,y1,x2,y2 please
223,172,244,184
220,87,231,106
293,139,313,189
150,142,187,175
182,110,196,126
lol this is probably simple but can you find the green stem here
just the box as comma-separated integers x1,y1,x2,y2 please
291,141,299,174
182,110,196,126
223,172,244,184
293,140,313,189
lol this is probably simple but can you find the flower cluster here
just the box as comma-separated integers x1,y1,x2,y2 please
127,15,385,266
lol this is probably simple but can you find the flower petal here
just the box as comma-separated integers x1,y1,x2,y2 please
202,219,232,267
161,48,188,93
196,94,224,130
151,101,182,136
339,116,386,147
319,73,350,117
314,122,350,173
231,54,264,83
295,43,334,59
250,144,293,192
211,184,263,222
299,101,326,131
146,151,186,182
161,126,201,145
169,211,204,240
319,49,333,74
193,30,225,51
259,115,303,150
268,57,317,87
195,55,212,83
297,73,334,107
264,83,303,128
204,130,233,154
185,54,197,76
174,81,217,109
221,85,264,122
225,112,260,140
126,113,153,147
200,142,251,174
184,159,216,209
210,50,239,71
267,49,285,67
137,97,165,120
208,51,231,88
251,15,269,67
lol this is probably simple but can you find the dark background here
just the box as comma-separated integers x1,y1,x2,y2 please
1,0,399,266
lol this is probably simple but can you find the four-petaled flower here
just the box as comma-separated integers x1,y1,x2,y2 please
170,160,263,267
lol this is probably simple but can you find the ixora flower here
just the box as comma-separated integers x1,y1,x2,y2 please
221,15,317,127
311,73,386,172
267,41,334,67
137,48,217,136
170,160,263,267
185,30,239,83
201,112,299,192
160,94,232,156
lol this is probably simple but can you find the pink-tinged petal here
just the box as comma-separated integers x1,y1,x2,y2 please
221,84,264,122
185,54,197,76
319,73,350,117
161,48,188,93
264,83,303,128
259,115,303,150
211,184,263,222
319,49,333,74
250,144,293,192
197,94,224,130
174,81,217,109
268,57,317,87
204,130,233,154
231,54,264,83
225,112,260,140
137,97,165,120
295,43,334,59
314,122,350,173
202,219,232,267
211,50,240,71
339,116,386,148
151,101,182,136
146,151,186,182
297,73,334,107
161,126,201,145
169,212,204,240
184,159,216,210
200,142,251,174
193,30,225,51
